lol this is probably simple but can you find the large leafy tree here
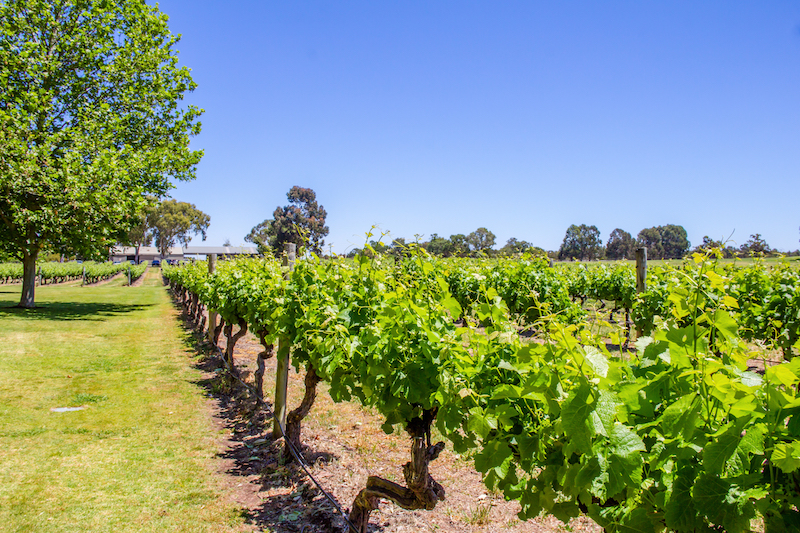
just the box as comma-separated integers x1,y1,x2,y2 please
151,200,210,259
659,224,690,259
0,0,202,307
558,224,603,260
246,186,329,256
126,196,159,264
467,227,496,254
636,227,665,259
605,228,636,260
448,234,470,257
244,219,272,255
424,233,454,257
740,233,771,257
636,224,690,259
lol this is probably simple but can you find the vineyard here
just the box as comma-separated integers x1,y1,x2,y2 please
164,248,800,533
0,261,148,286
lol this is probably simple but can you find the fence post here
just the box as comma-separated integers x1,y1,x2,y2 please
635,247,647,338
273,243,296,437
207,254,217,344
127,266,132,286
82,265,86,286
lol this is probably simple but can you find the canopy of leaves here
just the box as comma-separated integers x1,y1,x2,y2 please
467,227,496,254
0,0,202,306
605,228,635,260
424,233,454,257
246,186,329,256
152,200,210,258
244,219,272,255
740,233,771,257
637,225,690,259
559,224,604,260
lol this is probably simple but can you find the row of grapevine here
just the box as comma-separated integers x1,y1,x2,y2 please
437,255,800,359
0,261,137,285
126,262,148,285
164,250,800,532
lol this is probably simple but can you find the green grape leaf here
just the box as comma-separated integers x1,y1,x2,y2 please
561,384,594,455
772,442,800,473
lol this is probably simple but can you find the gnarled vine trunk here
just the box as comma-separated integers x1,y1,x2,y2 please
213,318,225,345
348,410,446,532
223,318,247,373
255,331,274,399
282,364,320,462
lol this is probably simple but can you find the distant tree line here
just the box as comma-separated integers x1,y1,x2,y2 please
557,224,795,261
345,228,547,259
240,187,799,260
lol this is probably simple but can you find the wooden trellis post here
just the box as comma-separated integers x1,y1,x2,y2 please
207,253,217,344
273,243,296,436
635,247,647,338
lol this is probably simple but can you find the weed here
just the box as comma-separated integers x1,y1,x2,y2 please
463,501,492,526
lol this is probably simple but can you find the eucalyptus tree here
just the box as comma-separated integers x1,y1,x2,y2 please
0,0,203,307
248,186,329,256
606,229,636,260
559,224,603,260
151,200,210,259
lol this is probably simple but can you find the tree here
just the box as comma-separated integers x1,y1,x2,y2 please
424,233,454,257
636,225,689,259
558,224,603,260
636,227,664,259
740,233,771,257
659,224,690,259
501,237,531,255
449,234,470,257
466,227,496,255
126,197,159,264
151,200,210,259
605,229,636,260
244,220,272,255
248,187,329,256
692,236,736,258
0,0,202,307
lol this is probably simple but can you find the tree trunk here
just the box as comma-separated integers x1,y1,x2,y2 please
283,364,320,462
18,252,38,308
348,410,446,532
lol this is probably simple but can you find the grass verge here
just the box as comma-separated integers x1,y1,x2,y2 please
0,270,250,533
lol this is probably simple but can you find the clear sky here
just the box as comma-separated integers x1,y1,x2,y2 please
156,1,800,254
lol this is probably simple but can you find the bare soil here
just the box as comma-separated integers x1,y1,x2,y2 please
176,309,601,533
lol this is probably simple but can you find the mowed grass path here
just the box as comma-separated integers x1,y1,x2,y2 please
0,270,247,533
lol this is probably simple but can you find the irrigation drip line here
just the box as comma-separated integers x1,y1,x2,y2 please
211,343,359,533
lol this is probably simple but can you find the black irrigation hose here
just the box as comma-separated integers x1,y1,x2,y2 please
210,342,359,533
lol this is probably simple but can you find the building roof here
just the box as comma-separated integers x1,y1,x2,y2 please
111,246,182,255
183,246,258,255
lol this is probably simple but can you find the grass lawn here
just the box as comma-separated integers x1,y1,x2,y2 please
0,270,249,533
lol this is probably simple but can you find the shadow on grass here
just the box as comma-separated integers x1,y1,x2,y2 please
172,298,357,533
0,301,153,321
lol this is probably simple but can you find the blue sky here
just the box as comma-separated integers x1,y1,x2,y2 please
157,1,800,254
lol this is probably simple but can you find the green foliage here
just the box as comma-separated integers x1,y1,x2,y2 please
740,233,772,257
467,227,496,254
637,225,690,259
605,229,636,260
151,199,210,258
0,0,202,306
559,224,604,261
166,249,800,532
247,186,329,255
